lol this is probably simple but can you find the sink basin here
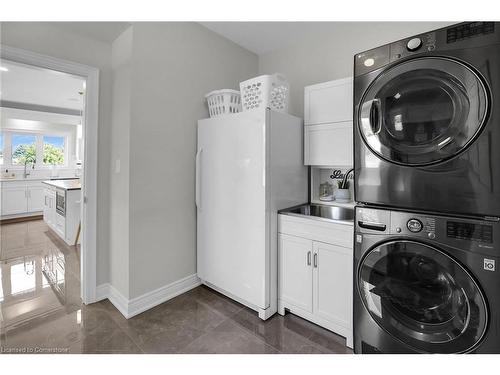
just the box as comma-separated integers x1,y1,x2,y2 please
281,204,354,222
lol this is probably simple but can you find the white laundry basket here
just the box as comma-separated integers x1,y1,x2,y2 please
205,89,241,118
240,74,289,112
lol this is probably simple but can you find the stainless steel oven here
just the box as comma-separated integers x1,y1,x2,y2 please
56,189,66,217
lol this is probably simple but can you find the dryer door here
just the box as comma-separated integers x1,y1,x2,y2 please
358,240,488,353
358,57,488,166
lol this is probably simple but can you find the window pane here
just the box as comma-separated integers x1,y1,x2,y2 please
12,134,36,165
43,136,65,165
0,133,4,165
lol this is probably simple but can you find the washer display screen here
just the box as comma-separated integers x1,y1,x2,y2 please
446,221,493,243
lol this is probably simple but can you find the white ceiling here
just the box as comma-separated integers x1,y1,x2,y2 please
200,22,336,55
0,60,86,111
200,22,455,55
47,22,131,44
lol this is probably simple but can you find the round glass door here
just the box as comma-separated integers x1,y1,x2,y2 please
358,57,488,166
358,240,488,353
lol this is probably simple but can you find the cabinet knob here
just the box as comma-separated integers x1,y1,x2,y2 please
307,251,311,266
313,253,318,268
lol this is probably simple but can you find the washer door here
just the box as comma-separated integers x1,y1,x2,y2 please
358,240,488,353
358,57,488,166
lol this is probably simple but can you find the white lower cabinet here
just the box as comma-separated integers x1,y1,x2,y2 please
278,213,353,348
27,185,45,212
43,187,56,227
0,181,46,217
279,234,313,313
1,187,28,215
43,185,81,246
313,241,352,329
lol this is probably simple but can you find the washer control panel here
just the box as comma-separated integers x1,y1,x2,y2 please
392,212,436,239
356,206,499,257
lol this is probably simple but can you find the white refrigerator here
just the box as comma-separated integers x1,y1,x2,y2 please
196,108,307,319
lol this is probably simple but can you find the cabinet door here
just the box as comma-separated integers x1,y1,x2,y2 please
27,186,45,212
305,78,353,125
48,193,56,228
43,189,52,224
279,234,313,312
1,187,28,215
304,121,353,166
313,241,352,328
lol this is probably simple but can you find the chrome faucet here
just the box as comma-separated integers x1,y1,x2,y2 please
340,168,354,189
24,160,33,179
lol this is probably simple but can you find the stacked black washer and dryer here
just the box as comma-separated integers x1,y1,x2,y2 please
353,22,500,353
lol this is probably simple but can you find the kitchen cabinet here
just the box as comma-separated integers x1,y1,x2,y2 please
304,77,353,125
304,77,353,166
279,234,313,313
304,121,353,166
43,187,56,227
0,181,46,218
27,185,45,212
43,182,81,246
313,241,352,328
278,213,353,348
1,186,28,215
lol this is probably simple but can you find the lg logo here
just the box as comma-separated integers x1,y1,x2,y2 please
484,259,495,272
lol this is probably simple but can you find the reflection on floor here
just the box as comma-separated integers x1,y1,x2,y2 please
0,220,352,354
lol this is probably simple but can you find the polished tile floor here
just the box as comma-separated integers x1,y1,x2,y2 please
0,219,352,354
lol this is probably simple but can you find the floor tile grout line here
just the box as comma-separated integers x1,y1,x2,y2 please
97,307,146,354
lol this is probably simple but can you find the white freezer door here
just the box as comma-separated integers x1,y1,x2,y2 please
197,111,268,309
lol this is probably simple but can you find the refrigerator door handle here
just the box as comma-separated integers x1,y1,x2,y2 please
195,148,203,211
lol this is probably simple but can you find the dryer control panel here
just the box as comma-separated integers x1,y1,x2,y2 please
354,22,500,77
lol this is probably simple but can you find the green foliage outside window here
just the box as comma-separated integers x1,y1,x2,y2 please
12,143,64,165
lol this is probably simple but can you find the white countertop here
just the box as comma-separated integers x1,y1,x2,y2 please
43,179,81,190
0,177,79,183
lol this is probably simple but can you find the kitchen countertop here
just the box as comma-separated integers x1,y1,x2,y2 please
43,179,81,191
279,202,354,226
0,177,79,182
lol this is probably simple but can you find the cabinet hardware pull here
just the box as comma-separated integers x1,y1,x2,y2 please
307,251,311,266
314,253,318,268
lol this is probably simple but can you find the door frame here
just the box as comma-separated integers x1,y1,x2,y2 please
1,44,99,304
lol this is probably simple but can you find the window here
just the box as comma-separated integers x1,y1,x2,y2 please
43,135,65,165
1,132,68,167
0,133,4,165
11,134,36,165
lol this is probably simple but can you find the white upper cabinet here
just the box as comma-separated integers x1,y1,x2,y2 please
305,121,353,167
304,77,353,166
305,77,353,125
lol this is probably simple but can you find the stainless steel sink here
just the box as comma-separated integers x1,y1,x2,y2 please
280,204,354,223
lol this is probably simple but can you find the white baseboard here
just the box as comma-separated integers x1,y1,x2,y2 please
94,274,201,319
96,283,110,301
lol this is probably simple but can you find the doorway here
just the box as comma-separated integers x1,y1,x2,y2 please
0,45,99,322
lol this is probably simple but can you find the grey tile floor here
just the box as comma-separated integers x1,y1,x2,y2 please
0,219,352,354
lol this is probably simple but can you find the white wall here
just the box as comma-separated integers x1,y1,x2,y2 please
258,22,454,117
108,26,133,299
127,23,258,298
0,22,112,285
